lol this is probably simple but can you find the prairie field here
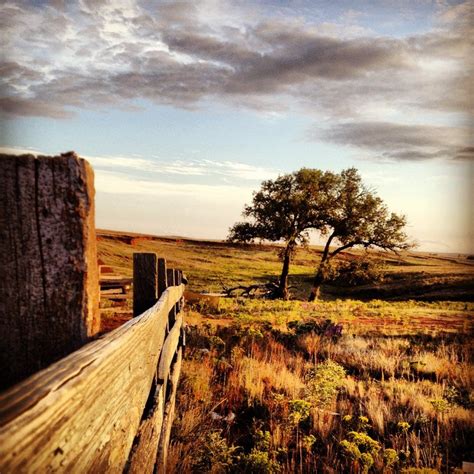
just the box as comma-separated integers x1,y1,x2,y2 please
97,230,474,473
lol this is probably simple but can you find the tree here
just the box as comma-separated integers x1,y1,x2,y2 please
306,168,411,300
228,167,410,301
228,171,329,299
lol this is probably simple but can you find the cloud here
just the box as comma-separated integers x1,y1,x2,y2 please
0,145,43,155
94,169,252,200
0,0,472,162
0,146,278,184
316,121,473,161
86,154,278,181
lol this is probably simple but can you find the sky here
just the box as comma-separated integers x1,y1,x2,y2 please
1,0,473,253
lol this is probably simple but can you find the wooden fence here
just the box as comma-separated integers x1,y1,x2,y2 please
0,153,187,472
0,252,186,473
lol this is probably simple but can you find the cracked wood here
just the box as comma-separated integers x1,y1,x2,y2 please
0,152,100,389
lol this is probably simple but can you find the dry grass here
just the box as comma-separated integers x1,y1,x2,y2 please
96,230,474,472
166,302,473,473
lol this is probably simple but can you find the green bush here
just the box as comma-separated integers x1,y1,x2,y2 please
325,258,385,286
240,449,281,474
193,431,238,473
288,399,311,425
305,360,346,407
383,448,399,467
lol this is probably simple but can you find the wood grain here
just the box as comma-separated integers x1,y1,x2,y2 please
157,347,183,472
126,384,165,474
0,152,100,389
158,315,183,383
0,284,184,473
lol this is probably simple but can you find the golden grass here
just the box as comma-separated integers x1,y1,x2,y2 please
96,229,474,472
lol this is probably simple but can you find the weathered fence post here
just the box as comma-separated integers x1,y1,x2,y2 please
157,258,168,299
0,152,100,390
133,253,158,317
166,268,176,326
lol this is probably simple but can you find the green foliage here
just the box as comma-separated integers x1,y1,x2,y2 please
383,448,399,467
443,385,462,406
341,432,380,473
397,421,411,433
228,167,410,300
240,449,281,473
227,170,330,246
357,416,371,433
288,399,311,425
347,431,381,457
360,452,375,473
305,360,346,407
287,318,343,339
254,430,272,451
193,431,238,473
228,170,327,298
340,439,362,460
341,414,371,433
326,258,386,286
302,434,317,451
238,429,282,473
429,398,450,414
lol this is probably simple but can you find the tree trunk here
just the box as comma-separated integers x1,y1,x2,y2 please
278,246,291,300
308,269,325,301
308,232,338,301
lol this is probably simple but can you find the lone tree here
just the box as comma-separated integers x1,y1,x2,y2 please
228,170,332,299
306,168,411,300
229,167,410,301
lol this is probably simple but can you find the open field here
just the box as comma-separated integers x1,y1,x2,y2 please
97,229,474,302
97,229,473,473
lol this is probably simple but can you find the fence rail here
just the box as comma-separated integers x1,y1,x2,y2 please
0,257,185,473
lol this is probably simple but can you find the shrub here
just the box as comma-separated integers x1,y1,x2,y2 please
360,452,375,473
325,258,385,286
288,319,343,339
193,431,238,473
288,399,311,425
347,431,381,457
239,449,281,474
397,421,411,433
340,439,362,461
383,448,399,467
305,360,346,407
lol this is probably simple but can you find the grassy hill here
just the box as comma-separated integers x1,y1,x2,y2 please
97,229,474,301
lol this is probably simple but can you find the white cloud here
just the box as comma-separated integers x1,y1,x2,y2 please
95,169,252,201
86,154,278,181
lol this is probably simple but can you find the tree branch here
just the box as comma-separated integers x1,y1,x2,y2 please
329,241,358,258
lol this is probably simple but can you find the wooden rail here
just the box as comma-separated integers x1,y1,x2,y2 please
0,254,186,473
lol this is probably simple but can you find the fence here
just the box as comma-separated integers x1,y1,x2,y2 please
0,253,185,473
0,153,185,473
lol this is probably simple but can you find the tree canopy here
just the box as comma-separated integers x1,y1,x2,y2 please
305,167,411,300
228,171,329,298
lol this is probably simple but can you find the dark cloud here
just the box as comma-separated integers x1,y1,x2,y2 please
0,96,73,118
317,121,472,161
454,147,474,161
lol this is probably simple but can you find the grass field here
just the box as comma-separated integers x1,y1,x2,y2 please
97,229,473,473
97,229,474,302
